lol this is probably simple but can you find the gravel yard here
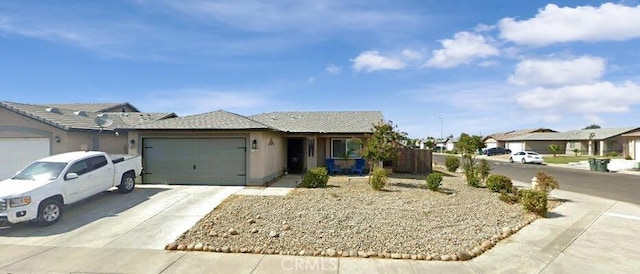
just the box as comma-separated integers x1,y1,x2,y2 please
167,173,552,260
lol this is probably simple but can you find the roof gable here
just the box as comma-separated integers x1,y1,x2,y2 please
127,110,271,130
38,102,140,113
1,101,171,131
250,111,384,133
485,128,557,141
505,127,640,141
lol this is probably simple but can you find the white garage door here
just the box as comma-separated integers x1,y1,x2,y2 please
506,142,524,152
0,138,50,180
142,138,247,185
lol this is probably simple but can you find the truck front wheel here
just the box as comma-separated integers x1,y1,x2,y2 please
36,199,62,226
118,172,135,194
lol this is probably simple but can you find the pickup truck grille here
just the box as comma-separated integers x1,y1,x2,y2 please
0,199,7,212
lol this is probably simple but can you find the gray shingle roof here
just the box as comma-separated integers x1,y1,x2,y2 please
1,101,172,131
484,128,557,141
39,102,140,112
505,127,640,141
250,111,384,133
126,110,271,130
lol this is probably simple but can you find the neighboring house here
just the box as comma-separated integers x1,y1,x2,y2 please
483,128,557,149
445,137,459,151
0,101,175,179
503,127,640,156
125,110,384,186
621,128,640,160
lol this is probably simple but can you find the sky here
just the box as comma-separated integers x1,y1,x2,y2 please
1,1,640,139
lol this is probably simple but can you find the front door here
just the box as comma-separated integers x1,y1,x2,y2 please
287,138,305,173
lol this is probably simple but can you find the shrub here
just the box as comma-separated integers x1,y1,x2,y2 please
572,148,580,157
520,189,548,216
625,155,633,160
499,191,519,204
535,171,559,193
301,167,329,188
369,167,387,190
445,156,460,172
426,173,443,191
477,159,491,183
486,174,513,193
465,170,480,187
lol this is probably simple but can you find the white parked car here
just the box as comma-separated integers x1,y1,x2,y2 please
510,151,544,164
0,151,142,226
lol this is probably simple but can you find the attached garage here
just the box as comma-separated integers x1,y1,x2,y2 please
142,138,247,185
506,142,524,153
0,138,50,180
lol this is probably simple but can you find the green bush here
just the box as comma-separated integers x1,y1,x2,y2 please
535,171,559,193
607,151,619,157
520,189,548,216
426,173,443,191
499,190,519,204
445,156,460,172
477,159,491,183
301,167,329,188
369,167,387,190
486,174,513,193
625,155,633,160
465,170,480,187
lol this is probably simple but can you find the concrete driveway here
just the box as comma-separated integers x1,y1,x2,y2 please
0,185,242,249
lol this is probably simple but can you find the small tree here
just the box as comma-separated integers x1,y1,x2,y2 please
583,124,601,130
457,133,485,187
572,148,580,156
360,120,406,181
548,144,562,158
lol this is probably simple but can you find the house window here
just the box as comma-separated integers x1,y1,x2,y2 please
331,138,362,159
569,141,576,149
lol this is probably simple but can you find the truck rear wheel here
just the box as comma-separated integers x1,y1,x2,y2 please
36,199,62,226
118,172,135,194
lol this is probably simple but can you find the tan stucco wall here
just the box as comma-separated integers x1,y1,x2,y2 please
526,140,566,154
249,131,286,185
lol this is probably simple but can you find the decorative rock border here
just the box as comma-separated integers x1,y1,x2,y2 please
165,218,537,261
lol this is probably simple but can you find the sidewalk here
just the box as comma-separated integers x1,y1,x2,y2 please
1,182,639,273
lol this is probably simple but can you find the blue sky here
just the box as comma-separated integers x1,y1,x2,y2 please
2,1,640,138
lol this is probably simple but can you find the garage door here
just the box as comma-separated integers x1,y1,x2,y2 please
0,138,50,180
506,142,524,152
142,138,246,185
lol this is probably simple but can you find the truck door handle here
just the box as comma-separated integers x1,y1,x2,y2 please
193,164,196,170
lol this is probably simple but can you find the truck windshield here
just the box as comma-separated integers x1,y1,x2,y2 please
12,162,67,181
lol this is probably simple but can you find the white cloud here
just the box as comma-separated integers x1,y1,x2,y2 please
351,50,405,72
516,81,640,114
308,77,316,83
499,3,640,46
401,49,423,60
425,32,499,68
325,63,342,74
509,56,607,87
584,114,604,124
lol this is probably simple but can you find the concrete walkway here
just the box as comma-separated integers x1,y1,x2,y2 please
236,175,302,196
2,181,640,273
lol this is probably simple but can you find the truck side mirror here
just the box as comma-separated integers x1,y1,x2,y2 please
65,173,79,180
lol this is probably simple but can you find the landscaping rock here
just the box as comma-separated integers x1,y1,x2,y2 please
208,230,218,237
194,243,204,251
250,228,259,233
472,247,482,256
228,228,239,235
326,249,337,257
165,243,178,250
402,254,411,259
221,246,230,253
391,253,402,259
282,224,291,230
441,255,451,261
481,241,494,251
349,251,357,257
358,251,368,258
457,250,472,261
248,219,256,224
268,231,279,238
254,247,263,254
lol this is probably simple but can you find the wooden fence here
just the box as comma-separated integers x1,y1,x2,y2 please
393,148,433,174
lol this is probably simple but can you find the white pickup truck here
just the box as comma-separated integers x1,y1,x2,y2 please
0,151,142,226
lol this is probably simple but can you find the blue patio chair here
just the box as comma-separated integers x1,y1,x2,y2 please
350,159,365,176
325,159,343,175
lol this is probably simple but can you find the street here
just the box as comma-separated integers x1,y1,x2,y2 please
433,154,640,206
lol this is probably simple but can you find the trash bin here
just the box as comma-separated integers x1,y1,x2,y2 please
588,158,596,171
596,159,610,172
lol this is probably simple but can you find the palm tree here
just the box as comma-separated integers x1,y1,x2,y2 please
548,144,562,157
